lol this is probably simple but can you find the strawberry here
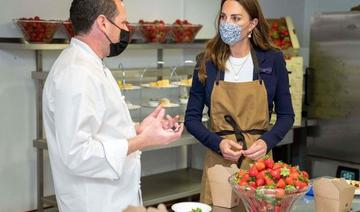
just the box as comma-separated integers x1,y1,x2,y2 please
280,167,290,177
256,178,265,187
239,180,248,186
275,205,282,212
275,188,285,198
264,157,274,169
249,181,257,189
290,166,299,173
265,176,275,186
276,178,286,189
270,169,281,180
255,160,266,171
257,170,266,180
242,173,250,182
249,166,259,177
295,180,307,190
302,171,309,179
273,163,282,170
290,172,299,180
285,176,294,185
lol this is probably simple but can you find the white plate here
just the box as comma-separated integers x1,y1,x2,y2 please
144,103,180,108
171,202,211,212
127,104,141,110
180,98,189,104
346,180,360,195
141,83,178,89
172,81,191,87
120,85,141,90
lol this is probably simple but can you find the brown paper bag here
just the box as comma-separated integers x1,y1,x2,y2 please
207,164,240,208
313,178,355,212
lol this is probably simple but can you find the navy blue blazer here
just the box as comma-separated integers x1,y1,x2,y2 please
184,48,295,153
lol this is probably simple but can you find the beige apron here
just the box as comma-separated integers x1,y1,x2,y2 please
200,48,272,208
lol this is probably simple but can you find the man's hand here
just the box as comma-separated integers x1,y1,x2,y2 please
219,139,243,162
136,106,180,134
243,139,267,160
139,108,184,147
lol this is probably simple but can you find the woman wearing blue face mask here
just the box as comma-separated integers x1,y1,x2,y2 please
184,0,294,205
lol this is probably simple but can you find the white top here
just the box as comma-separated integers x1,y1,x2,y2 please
43,38,142,212
224,52,254,82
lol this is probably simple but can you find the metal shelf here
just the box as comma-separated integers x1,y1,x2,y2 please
0,37,206,50
33,132,198,152
38,168,202,208
142,168,202,206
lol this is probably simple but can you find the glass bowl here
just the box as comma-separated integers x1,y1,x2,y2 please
62,20,74,39
229,173,310,212
139,21,171,43
15,18,61,43
170,24,202,43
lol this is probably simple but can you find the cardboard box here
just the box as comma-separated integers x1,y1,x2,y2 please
207,164,240,208
313,178,355,212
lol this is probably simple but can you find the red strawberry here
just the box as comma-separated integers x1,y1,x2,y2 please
275,205,282,212
273,163,282,170
302,171,309,179
290,166,299,173
239,180,248,186
270,169,281,180
295,180,307,190
276,178,286,189
255,160,266,171
275,188,285,198
256,178,265,187
265,176,275,186
285,176,294,185
290,172,299,180
257,170,266,180
249,181,257,189
249,166,259,177
264,157,274,169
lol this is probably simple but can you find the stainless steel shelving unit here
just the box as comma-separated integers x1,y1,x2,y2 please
0,38,206,211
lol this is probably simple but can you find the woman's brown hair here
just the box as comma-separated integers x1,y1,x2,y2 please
198,0,276,83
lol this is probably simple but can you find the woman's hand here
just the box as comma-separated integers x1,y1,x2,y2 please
219,139,243,162
243,139,267,160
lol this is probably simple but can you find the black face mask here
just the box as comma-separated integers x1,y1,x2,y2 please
103,19,130,57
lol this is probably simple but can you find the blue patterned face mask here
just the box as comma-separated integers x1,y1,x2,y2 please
219,21,244,46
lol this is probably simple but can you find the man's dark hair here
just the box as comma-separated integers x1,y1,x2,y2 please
70,0,119,35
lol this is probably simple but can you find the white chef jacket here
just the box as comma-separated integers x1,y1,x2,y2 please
43,38,142,212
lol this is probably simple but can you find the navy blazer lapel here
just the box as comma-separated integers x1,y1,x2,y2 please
253,49,266,80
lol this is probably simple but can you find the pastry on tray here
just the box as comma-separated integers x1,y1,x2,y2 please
159,98,171,107
150,79,170,88
180,78,192,86
117,81,133,89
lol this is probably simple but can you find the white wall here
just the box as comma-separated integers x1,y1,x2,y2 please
1,0,360,211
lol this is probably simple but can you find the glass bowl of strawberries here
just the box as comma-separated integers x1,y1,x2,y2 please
170,19,202,43
138,20,171,43
62,20,75,40
15,16,61,43
229,158,310,212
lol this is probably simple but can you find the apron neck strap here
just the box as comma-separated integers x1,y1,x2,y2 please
215,46,262,85
250,46,262,84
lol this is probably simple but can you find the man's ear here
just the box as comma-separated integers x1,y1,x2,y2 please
95,15,108,33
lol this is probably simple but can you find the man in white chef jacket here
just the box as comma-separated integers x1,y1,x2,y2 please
42,0,184,211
